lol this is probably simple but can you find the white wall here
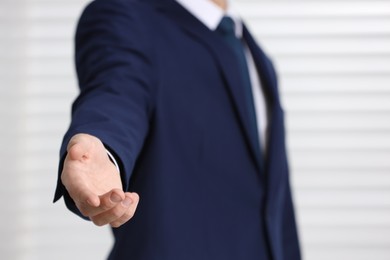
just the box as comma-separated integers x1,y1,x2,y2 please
1,1,112,259
1,0,389,259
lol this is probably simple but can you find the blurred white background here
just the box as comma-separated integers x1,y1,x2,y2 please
1,0,390,259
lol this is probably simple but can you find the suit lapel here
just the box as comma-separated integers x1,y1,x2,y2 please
243,25,285,180
154,1,264,172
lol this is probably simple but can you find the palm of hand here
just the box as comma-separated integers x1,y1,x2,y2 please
60,134,139,227
62,134,122,205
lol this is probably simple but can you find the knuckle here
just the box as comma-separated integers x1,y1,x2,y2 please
123,209,135,220
76,203,90,217
109,209,136,228
91,217,105,227
95,222,105,227
110,222,122,228
111,207,125,219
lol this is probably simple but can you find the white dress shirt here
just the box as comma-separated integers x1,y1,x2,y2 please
176,0,268,152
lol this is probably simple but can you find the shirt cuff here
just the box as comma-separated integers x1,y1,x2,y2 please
106,149,120,173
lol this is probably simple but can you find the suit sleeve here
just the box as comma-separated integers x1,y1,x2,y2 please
53,0,157,214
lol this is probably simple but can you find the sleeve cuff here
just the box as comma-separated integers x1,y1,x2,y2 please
106,149,120,174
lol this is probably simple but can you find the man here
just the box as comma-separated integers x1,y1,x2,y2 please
54,0,301,259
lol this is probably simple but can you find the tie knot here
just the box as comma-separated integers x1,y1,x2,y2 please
216,16,236,36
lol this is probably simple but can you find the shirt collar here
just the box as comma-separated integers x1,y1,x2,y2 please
175,0,243,38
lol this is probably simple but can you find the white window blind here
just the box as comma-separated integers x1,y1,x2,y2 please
1,0,389,259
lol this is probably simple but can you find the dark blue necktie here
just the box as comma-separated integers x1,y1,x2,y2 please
216,17,263,163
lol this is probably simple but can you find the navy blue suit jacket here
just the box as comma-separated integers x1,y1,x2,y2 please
54,0,301,259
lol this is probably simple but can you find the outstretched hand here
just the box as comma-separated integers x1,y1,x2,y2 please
61,134,139,227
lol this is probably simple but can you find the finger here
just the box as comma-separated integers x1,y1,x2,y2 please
110,193,140,228
90,194,135,227
63,176,100,209
98,189,125,211
78,189,125,218
73,189,100,217
76,186,101,207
